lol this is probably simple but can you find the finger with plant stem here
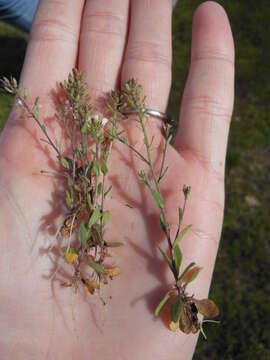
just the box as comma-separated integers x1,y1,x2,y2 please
78,0,129,106
121,0,172,128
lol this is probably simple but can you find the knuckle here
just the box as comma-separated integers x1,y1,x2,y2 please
125,40,171,68
82,11,126,38
30,17,77,44
184,95,232,125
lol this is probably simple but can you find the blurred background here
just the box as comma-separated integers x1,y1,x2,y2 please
0,1,269,358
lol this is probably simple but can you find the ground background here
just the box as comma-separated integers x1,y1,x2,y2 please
0,1,270,359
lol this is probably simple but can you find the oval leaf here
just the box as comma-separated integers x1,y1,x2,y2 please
102,210,110,226
154,291,171,317
173,244,182,275
173,224,192,248
78,223,88,246
151,188,164,209
157,246,173,272
88,207,100,228
170,297,183,323
89,260,107,274
182,266,202,284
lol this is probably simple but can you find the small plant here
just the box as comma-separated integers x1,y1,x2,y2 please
1,71,219,338
1,71,122,299
106,79,220,338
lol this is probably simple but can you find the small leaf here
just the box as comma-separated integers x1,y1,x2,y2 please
101,160,108,175
154,291,171,317
104,185,112,198
65,189,72,207
138,170,150,187
174,244,182,275
97,182,102,195
78,223,88,246
81,121,88,134
67,175,73,188
88,207,100,228
107,266,121,278
157,246,173,272
151,188,164,209
159,213,167,233
105,241,124,248
173,224,192,248
61,246,78,254
177,262,196,285
102,210,110,226
89,260,107,274
182,266,202,284
93,159,99,177
170,297,183,323
60,157,70,169
33,109,39,119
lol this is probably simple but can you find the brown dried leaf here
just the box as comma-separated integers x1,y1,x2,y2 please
107,266,121,278
193,299,219,318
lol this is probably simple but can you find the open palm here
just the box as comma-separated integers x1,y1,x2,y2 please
0,1,234,359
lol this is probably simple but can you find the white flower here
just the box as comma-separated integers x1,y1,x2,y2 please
17,99,22,106
101,117,108,126
92,114,99,122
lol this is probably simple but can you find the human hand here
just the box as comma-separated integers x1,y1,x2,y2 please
0,1,234,359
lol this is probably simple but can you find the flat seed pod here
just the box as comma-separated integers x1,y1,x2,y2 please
193,299,219,318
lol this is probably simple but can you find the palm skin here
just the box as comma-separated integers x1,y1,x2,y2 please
0,1,234,359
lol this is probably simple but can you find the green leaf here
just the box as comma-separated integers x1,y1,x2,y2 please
65,189,72,207
151,188,164,209
178,208,183,223
173,224,192,248
157,246,173,272
33,109,39,120
97,182,103,195
102,210,110,226
160,213,167,233
81,121,88,134
60,157,70,169
138,170,150,187
93,159,99,177
177,262,196,285
174,244,182,275
105,241,124,248
67,175,73,188
89,260,107,274
101,160,108,175
154,291,171,317
184,267,202,284
61,246,78,254
88,207,100,228
78,223,88,246
170,297,183,323
104,185,112,198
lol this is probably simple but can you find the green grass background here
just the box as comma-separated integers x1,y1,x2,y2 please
0,1,270,358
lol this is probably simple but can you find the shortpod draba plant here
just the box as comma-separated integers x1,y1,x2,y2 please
106,79,220,338
1,70,219,338
1,70,123,300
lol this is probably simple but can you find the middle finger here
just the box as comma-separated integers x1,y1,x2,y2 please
79,0,130,106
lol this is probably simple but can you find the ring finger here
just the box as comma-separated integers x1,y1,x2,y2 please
121,0,172,121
